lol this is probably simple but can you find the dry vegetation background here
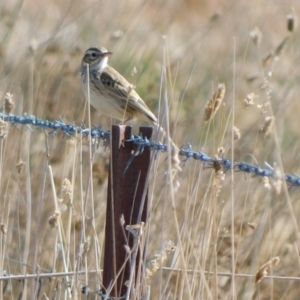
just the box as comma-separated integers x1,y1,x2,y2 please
1,0,300,299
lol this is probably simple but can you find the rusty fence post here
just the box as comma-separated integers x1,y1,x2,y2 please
102,125,152,299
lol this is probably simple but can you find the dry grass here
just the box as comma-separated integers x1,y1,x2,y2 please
1,0,300,299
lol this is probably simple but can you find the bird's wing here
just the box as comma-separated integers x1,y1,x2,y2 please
94,66,157,123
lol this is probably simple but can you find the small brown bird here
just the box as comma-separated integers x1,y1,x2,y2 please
80,46,179,153
81,46,158,125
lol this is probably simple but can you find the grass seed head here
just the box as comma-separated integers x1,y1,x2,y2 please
244,93,256,107
204,83,226,122
48,211,61,228
259,116,274,137
0,119,8,139
233,126,241,140
146,240,175,280
247,222,257,230
250,27,262,46
255,257,280,283
62,178,72,200
4,92,15,114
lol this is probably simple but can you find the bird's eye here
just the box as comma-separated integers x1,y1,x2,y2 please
91,52,96,58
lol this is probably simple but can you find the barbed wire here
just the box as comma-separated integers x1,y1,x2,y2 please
1,112,300,187
2,268,300,298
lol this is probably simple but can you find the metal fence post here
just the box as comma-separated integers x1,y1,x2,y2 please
103,125,152,298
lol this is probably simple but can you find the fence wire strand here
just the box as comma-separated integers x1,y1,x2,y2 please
1,112,300,187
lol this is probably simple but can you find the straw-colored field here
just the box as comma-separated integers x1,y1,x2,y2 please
1,0,300,299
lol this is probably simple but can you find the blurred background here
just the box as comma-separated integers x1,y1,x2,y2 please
1,0,300,298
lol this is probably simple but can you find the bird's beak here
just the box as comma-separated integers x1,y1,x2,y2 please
103,51,113,57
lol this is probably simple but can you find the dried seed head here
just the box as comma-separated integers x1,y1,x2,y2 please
262,37,289,67
233,126,241,140
212,170,224,198
215,169,225,182
247,222,257,230
0,119,8,139
62,178,72,200
4,92,15,114
48,211,61,228
171,148,182,172
250,27,262,46
255,257,280,283
259,78,269,90
271,163,282,194
259,116,274,137
131,66,138,76
261,176,271,189
84,236,91,253
244,93,256,107
204,83,226,122
146,240,175,280
213,154,226,194
80,236,91,260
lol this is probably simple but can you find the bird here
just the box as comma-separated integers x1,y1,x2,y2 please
80,46,178,152
80,46,159,125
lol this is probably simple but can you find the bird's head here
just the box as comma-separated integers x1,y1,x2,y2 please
82,46,113,68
